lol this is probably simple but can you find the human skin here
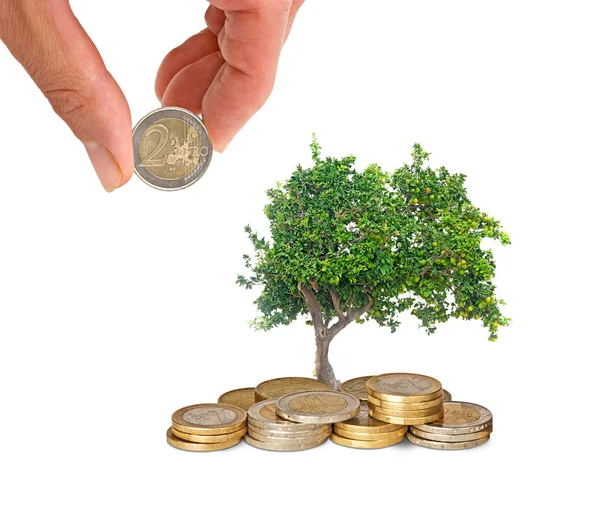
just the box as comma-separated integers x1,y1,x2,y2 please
0,0,303,191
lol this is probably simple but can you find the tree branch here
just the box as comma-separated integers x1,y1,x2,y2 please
327,298,374,341
298,283,325,336
328,288,345,320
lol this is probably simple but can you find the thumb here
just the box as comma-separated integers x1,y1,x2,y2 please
0,1,133,191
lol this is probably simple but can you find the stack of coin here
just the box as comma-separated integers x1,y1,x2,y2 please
254,376,331,402
407,401,493,450
167,403,247,452
218,387,256,411
331,403,407,449
342,375,452,403
366,373,445,425
245,399,332,451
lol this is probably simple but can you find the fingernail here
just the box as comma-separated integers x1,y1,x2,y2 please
83,141,123,192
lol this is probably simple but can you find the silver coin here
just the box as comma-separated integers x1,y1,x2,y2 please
247,399,328,432
243,433,329,452
247,426,331,445
406,432,490,450
247,422,330,439
132,106,212,191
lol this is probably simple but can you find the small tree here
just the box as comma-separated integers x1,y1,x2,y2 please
237,138,510,389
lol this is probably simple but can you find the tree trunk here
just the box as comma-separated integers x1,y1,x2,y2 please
315,336,340,390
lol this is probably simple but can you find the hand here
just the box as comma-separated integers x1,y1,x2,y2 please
0,0,303,192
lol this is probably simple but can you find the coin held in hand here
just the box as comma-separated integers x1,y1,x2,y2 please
132,106,212,191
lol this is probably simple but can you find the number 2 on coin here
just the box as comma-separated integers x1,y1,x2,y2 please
142,124,169,167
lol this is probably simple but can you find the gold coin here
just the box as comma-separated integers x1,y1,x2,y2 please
335,403,404,434
409,427,492,443
217,388,256,411
248,399,327,432
411,402,493,435
171,426,247,444
171,403,247,435
247,426,331,445
340,376,373,401
369,408,444,425
254,377,331,402
166,428,241,452
443,389,452,401
367,401,443,417
244,433,329,452
330,432,405,449
247,422,330,439
333,426,406,441
367,394,443,410
276,391,361,424
366,373,442,402
133,107,212,191
406,432,490,450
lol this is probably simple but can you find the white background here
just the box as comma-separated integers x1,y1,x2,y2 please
0,1,598,515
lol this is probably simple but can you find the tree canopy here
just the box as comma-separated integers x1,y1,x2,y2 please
238,137,510,346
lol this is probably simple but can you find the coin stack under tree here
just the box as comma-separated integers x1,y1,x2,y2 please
342,375,453,403
366,373,445,425
407,401,493,450
331,403,408,448
245,399,333,451
167,403,247,452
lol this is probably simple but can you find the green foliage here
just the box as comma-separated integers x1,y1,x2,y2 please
237,137,510,341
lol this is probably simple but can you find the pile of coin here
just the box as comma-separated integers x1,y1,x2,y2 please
166,375,492,452
245,399,333,451
331,404,407,448
366,373,445,425
407,401,493,450
166,403,247,452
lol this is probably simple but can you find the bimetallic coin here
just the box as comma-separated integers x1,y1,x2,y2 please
247,423,330,439
171,426,247,444
367,401,443,418
334,426,407,441
369,408,444,426
218,388,256,411
443,389,452,401
406,432,490,450
367,373,442,402
172,403,246,435
276,391,361,424
254,377,331,402
411,402,493,435
244,433,329,452
409,427,492,443
166,428,241,452
133,106,212,191
367,394,443,410
340,376,373,401
247,426,331,445
248,399,326,432
335,403,404,434
330,432,405,449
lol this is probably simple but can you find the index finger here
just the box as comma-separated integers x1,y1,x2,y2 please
202,0,292,150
